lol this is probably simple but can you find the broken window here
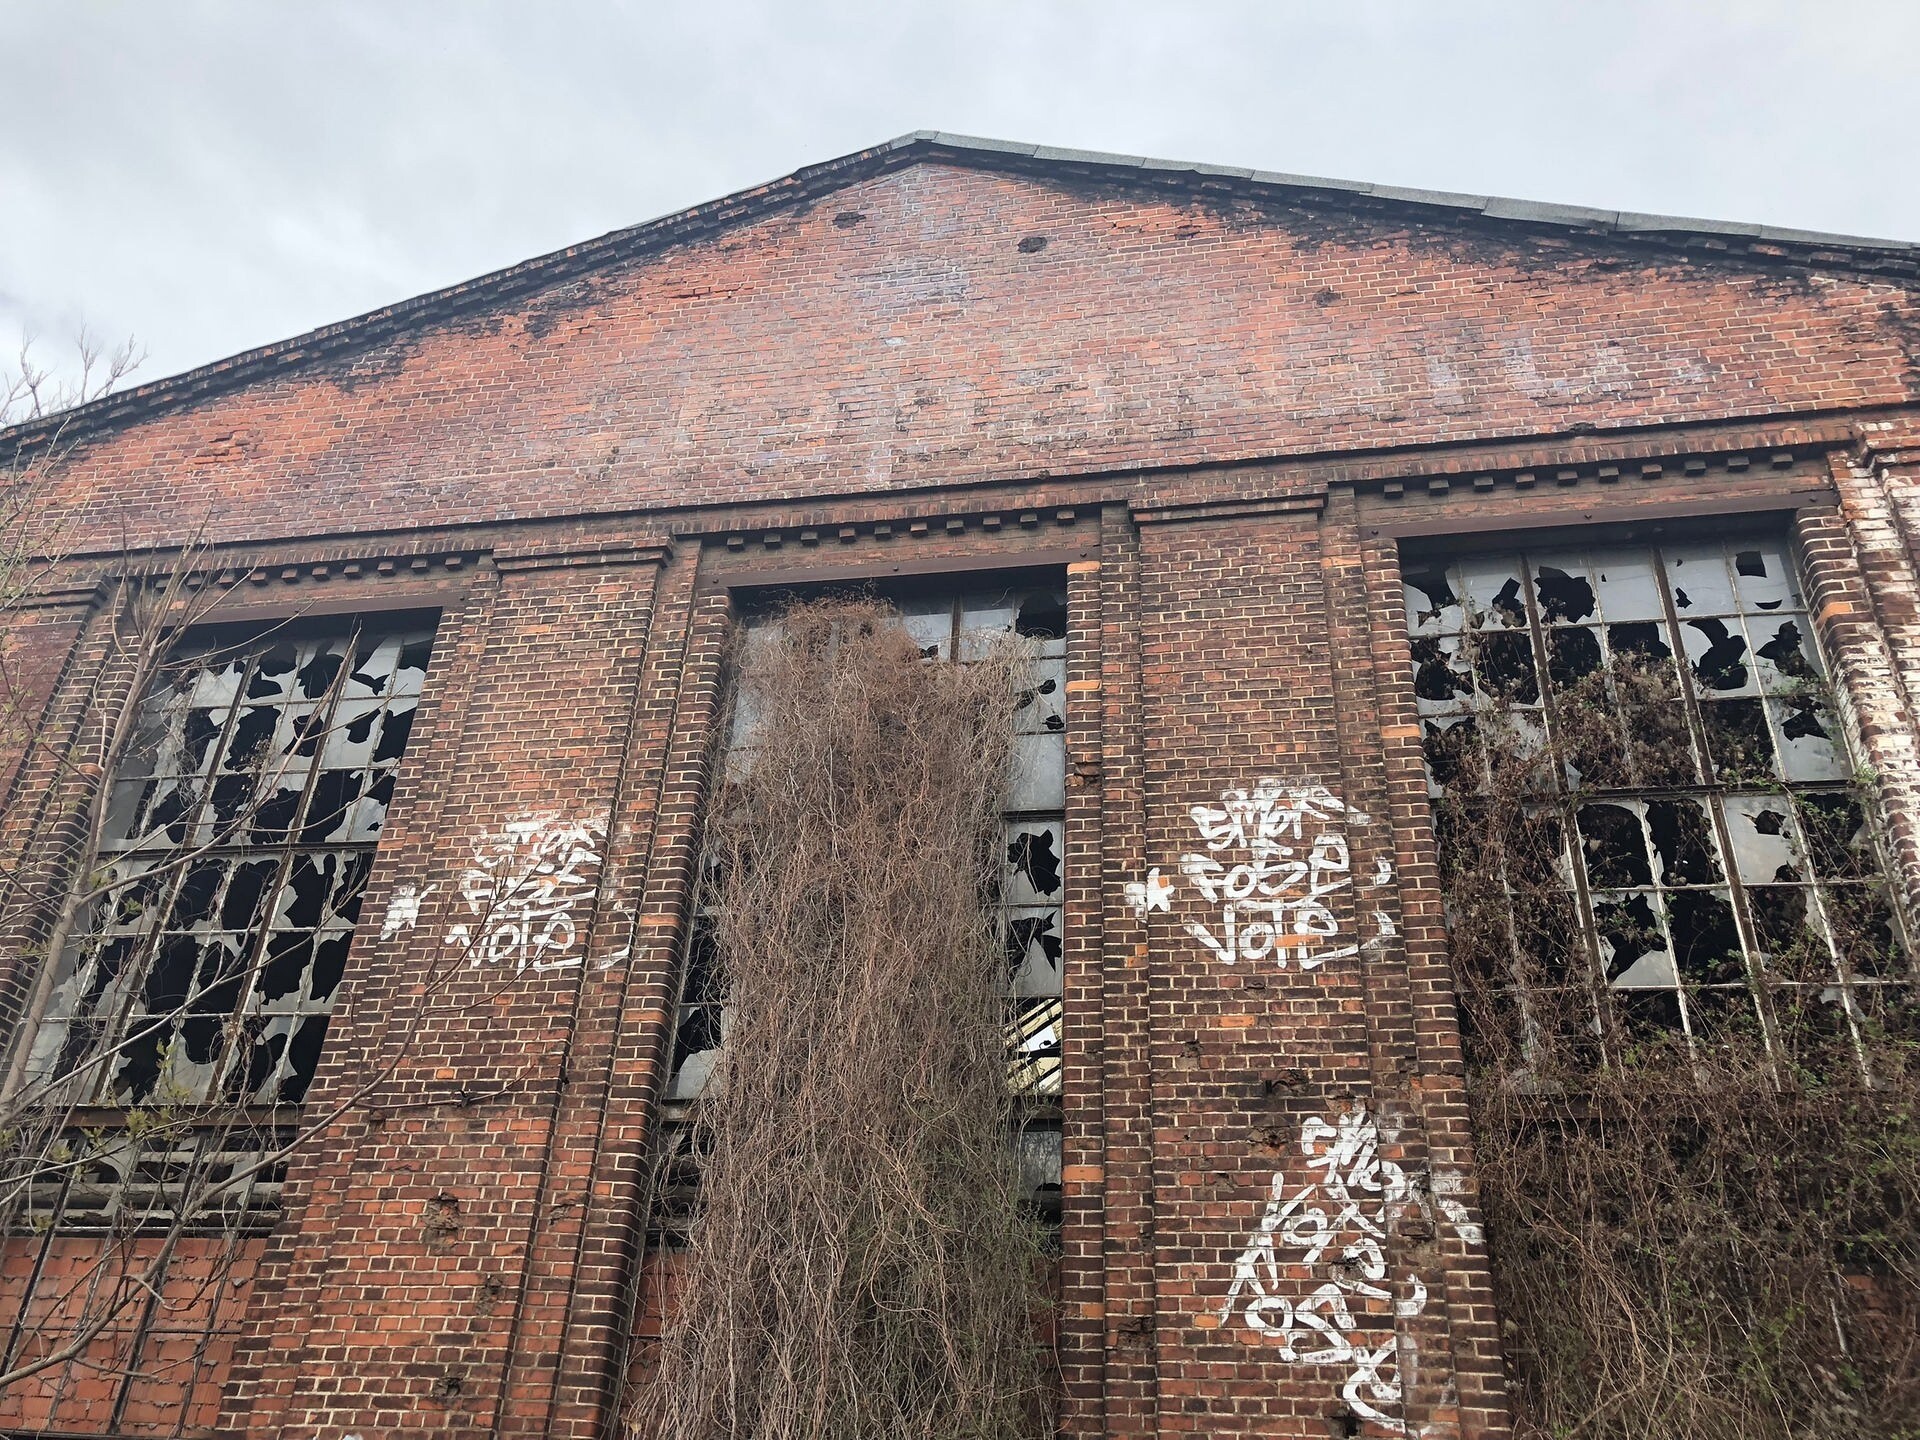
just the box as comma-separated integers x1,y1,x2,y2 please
1405,536,1912,1069
13,620,435,1227
660,583,1068,1222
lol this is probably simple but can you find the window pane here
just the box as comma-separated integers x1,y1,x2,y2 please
1662,542,1738,616
1402,563,1465,637
1531,555,1600,624
1409,533,1905,1068
1008,732,1067,811
27,621,435,1207
1459,556,1528,630
1730,540,1802,612
667,588,1069,1158
1590,551,1666,622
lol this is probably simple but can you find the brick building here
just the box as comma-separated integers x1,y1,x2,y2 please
2,132,1918,1438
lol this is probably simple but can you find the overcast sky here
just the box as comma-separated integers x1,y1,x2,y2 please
5,1,1918,396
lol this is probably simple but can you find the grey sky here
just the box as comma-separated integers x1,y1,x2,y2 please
5,0,1917,392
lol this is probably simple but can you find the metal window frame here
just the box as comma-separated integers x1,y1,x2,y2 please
1408,528,1914,1073
9,614,437,1234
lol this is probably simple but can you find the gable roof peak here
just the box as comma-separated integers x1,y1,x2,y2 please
9,130,1915,451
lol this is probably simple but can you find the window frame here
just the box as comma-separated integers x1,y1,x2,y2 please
4,611,439,1231
652,574,1073,1233
1403,525,1915,1071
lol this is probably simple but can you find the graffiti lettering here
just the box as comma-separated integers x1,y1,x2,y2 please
1128,780,1394,969
1219,1107,1425,1432
444,813,607,973
379,881,433,941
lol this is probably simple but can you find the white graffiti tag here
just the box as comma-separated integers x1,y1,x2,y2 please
1142,779,1393,969
444,814,607,972
1219,1108,1426,1432
1122,867,1175,921
379,881,434,941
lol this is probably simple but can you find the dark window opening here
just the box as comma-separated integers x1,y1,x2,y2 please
1406,536,1912,1071
13,618,435,1229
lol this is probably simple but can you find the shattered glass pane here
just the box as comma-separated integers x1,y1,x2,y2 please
1645,798,1722,886
1458,557,1529,630
31,620,435,1131
668,913,726,1102
1531,556,1599,625
1607,619,1674,665
1475,629,1540,704
1003,821,1065,904
1701,699,1776,784
1625,702,1698,789
1017,1125,1064,1221
957,585,1068,660
1797,793,1875,880
1685,984,1762,1050
1681,618,1754,696
1012,587,1069,654
1720,795,1804,884
1402,564,1465,637
1412,634,1475,714
1747,887,1834,983
1616,988,1686,1041
1545,626,1604,691
1411,532,1906,1061
1667,889,1744,984
1578,803,1654,888
1014,657,1066,735
1824,883,1906,980
1596,890,1673,987
1771,696,1849,781
1662,543,1738,616
1731,540,1802,612
1422,713,1482,796
1004,906,1065,996
1750,616,1820,692
1492,708,1553,789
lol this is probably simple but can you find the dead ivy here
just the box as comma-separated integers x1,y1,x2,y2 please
630,599,1055,1440
1436,649,1920,1438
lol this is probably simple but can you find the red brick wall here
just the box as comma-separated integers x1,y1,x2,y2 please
2,159,1918,1438
0,597,94,802
28,162,1919,553
0,1235,262,1436
217,546,668,1438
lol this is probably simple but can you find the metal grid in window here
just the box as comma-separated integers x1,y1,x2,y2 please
1404,536,1913,1063
12,1121,296,1236
660,584,1068,1222
21,623,433,1118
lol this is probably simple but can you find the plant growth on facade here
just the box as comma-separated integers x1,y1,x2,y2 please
631,599,1056,1440
1409,538,1920,1438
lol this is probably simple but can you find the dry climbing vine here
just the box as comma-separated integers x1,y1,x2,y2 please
630,599,1055,1440
1434,645,1920,1438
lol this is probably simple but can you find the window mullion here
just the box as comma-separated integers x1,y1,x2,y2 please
1515,554,1615,1066
1652,548,1791,1068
